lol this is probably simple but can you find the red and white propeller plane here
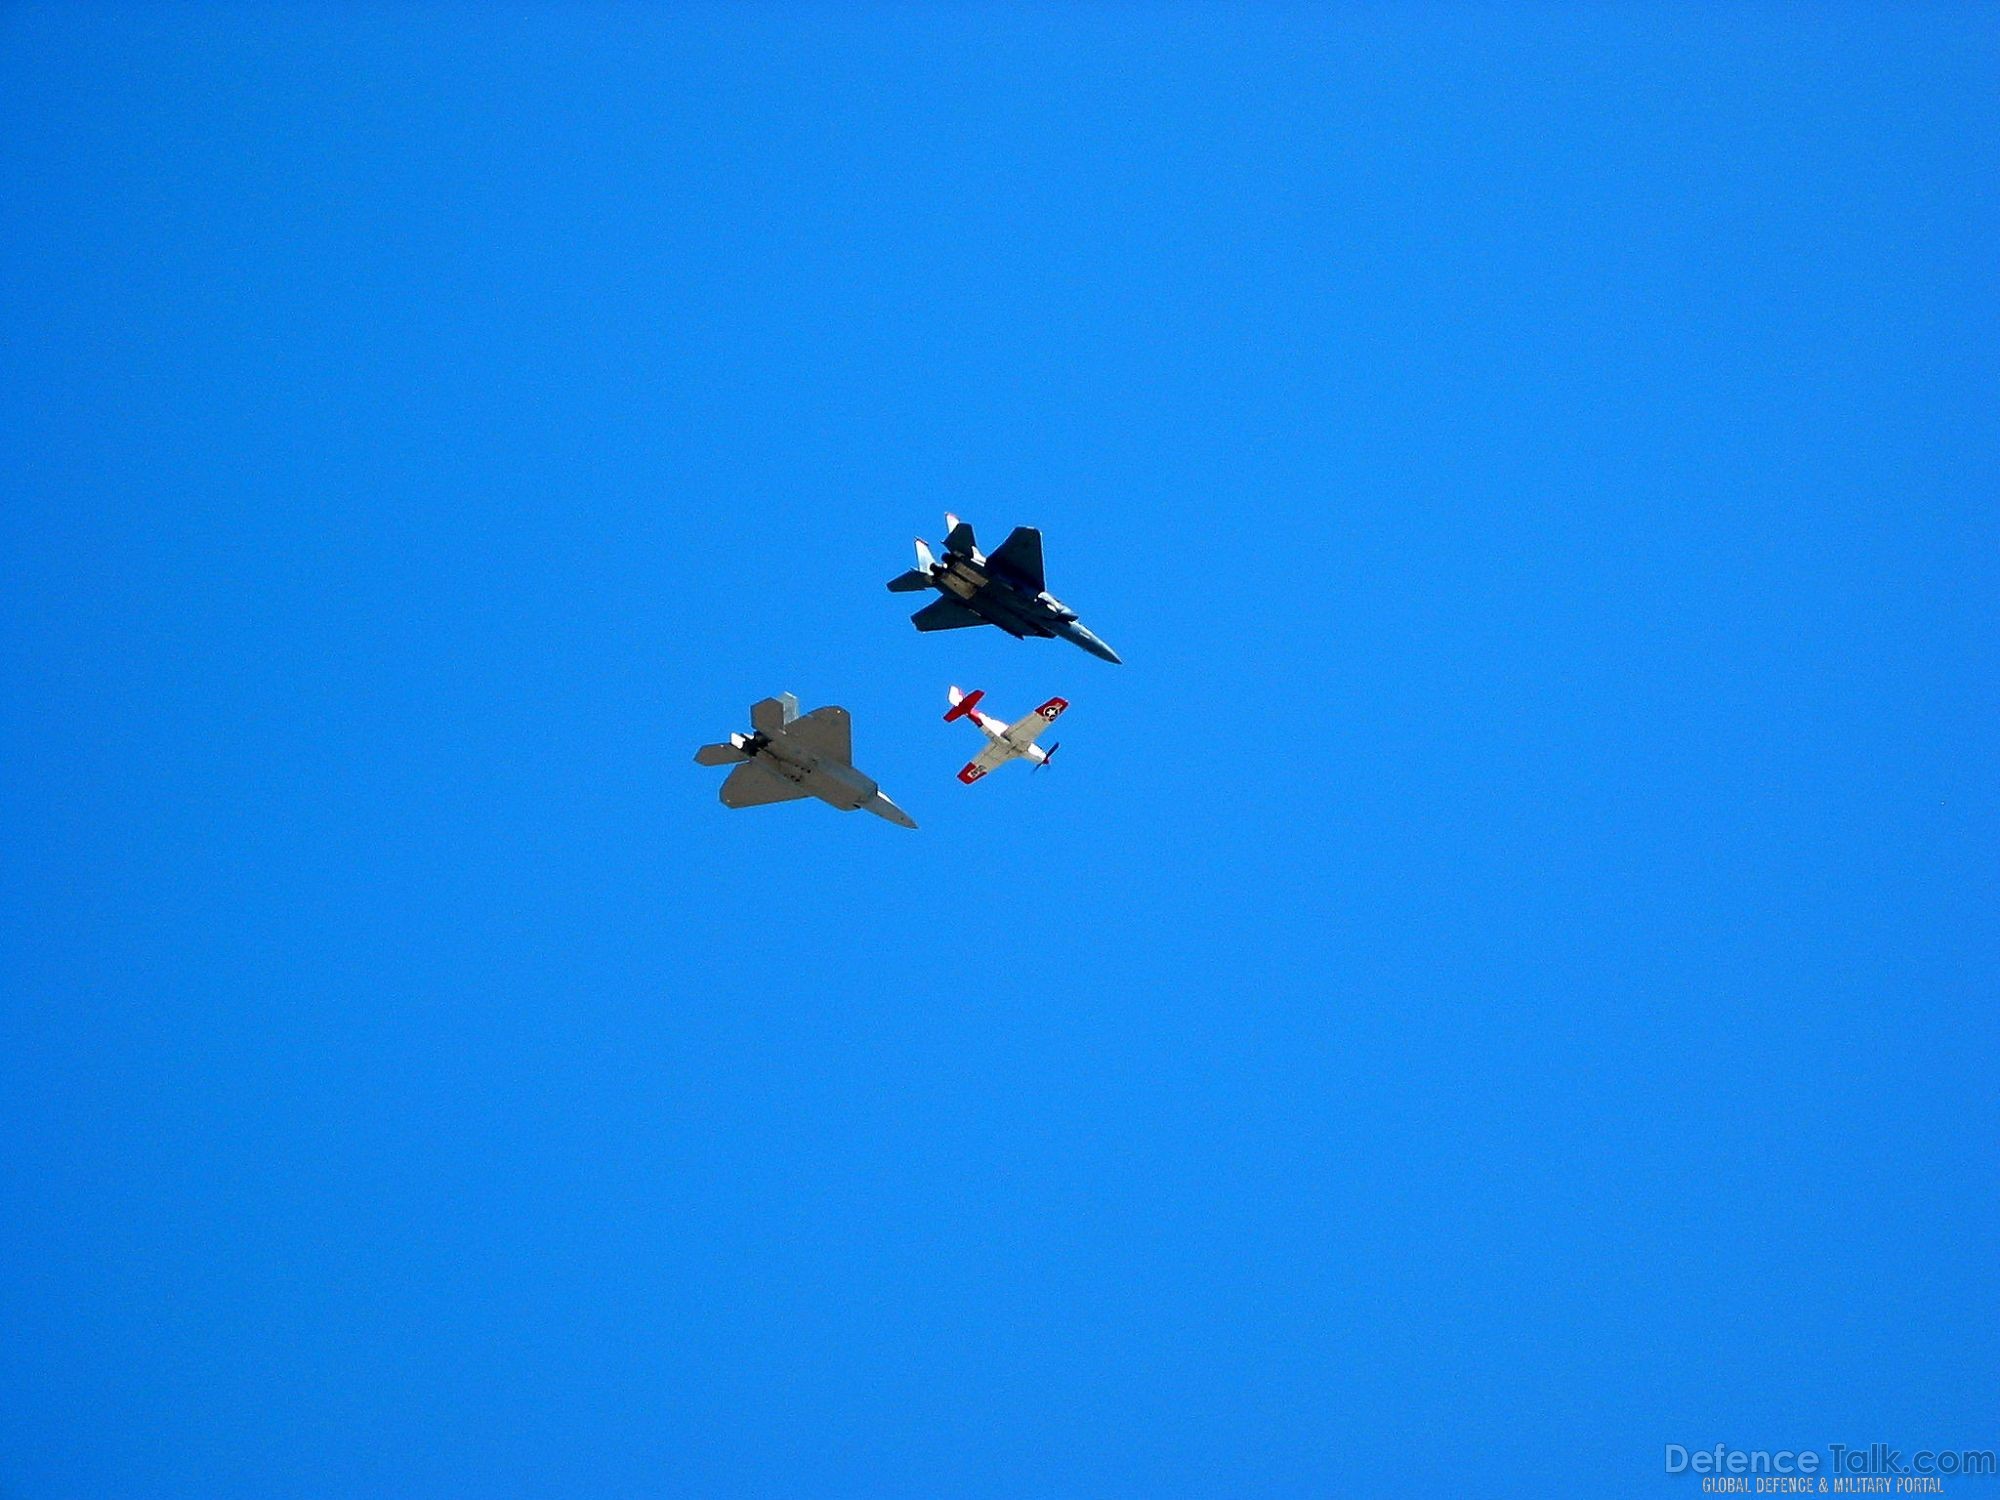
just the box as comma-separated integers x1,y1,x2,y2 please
944,686,1068,783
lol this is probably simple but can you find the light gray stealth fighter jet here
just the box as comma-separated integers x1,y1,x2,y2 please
695,693,917,828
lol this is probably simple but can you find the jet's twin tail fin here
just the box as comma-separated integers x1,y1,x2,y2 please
943,513,977,557
886,538,937,592
750,694,799,736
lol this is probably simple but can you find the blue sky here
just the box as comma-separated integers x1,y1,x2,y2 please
2,5,1994,1496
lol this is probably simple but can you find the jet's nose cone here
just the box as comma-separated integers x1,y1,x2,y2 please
866,792,919,829
1072,626,1122,663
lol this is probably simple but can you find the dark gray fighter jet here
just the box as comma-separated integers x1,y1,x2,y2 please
887,513,1122,663
695,693,917,828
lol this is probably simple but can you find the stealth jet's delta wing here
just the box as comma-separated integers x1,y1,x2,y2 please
695,693,917,828
944,685,1068,783
887,514,1122,663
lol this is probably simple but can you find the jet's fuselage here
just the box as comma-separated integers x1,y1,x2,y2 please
938,549,1080,639
743,731,879,812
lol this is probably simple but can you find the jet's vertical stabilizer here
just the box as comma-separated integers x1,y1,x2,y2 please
888,539,941,593
943,514,977,557
750,694,799,736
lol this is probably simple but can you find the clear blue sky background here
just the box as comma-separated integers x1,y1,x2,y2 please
2,6,1994,1496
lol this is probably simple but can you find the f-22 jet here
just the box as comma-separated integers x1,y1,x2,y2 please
695,693,916,828
888,514,1122,663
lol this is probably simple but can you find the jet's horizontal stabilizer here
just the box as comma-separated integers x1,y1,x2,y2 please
943,687,984,722
694,741,749,766
887,568,932,593
911,597,984,632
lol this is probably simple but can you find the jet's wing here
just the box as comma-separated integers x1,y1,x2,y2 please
720,762,810,808
911,597,986,632
957,739,1018,785
782,705,852,764
1003,696,1068,748
986,527,1046,592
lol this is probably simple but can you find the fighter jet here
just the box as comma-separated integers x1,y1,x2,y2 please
943,685,1068,783
695,693,917,828
887,514,1122,663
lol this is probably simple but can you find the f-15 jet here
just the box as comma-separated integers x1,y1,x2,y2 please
695,693,917,828
943,685,1068,783
888,514,1122,663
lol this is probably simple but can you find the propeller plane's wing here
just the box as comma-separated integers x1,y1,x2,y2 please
1003,696,1067,748
957,741,1016,785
